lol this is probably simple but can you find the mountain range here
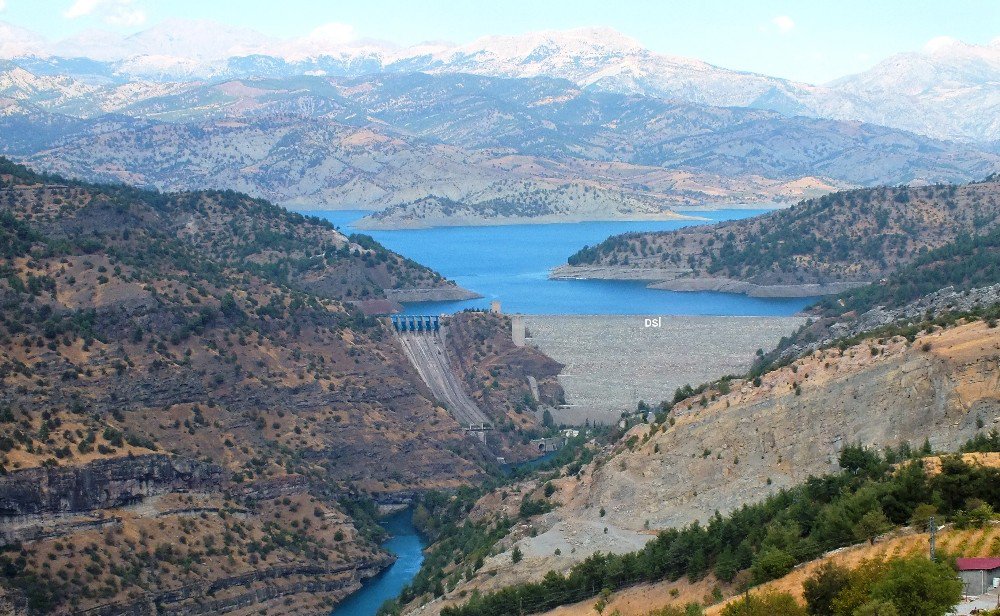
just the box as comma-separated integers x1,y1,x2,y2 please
2,20,998,142
0,21,998,221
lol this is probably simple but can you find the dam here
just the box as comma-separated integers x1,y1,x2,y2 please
522,314,808,424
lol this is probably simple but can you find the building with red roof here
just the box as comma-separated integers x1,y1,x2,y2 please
957,558,1000,596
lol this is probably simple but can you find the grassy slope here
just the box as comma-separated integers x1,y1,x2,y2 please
533,524,1000,616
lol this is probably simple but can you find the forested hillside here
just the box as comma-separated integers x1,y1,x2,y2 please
755,216,1000,363
814,226,1000,317
565,177,1000,291
441,448,1000,616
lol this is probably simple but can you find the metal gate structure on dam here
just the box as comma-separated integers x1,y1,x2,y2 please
390,314,440,333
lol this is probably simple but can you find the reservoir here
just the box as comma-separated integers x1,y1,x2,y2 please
308,210,815,316
329,509,425,616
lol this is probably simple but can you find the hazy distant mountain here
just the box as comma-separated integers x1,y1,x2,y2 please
4,71,994,217
1,21,998,142
813,37,1000,142
0,22,997,224
0,21,46,58
389,28,820,110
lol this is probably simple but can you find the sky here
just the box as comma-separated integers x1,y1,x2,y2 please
1,0,998,83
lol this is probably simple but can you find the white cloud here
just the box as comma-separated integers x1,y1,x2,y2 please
64,0,100,18
64,0,146,27
771,15,795,34
278,22,359,59
303,23,357,46
0,1,7,12
105,7,145,27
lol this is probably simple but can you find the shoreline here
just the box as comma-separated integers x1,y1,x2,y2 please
353,286,483,315
352,211,706,231
293,203,789,231
550,265,865,298
384,287,483,303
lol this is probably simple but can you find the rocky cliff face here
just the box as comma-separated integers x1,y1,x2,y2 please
581,321,997,532
0,454,221,518
72,559,393,616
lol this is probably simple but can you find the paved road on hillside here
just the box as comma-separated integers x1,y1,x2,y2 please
397,331,492,428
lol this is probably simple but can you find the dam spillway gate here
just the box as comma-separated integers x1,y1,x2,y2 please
390,315,440,333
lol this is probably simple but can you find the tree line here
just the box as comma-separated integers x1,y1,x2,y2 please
440,441,1000,616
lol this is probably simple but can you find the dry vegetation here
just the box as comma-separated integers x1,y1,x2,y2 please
445,312,566,459
0,160,525,613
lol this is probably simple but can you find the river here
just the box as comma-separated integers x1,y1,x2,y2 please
329,509,425,616
328,454,564,615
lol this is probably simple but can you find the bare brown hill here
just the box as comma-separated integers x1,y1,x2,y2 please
0,160,552,614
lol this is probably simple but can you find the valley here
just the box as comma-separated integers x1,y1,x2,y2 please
4,165,997,615
0,160,567,613
1,9,999,616
365,178,1000,616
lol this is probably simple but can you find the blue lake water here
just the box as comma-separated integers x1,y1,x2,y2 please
307,210,815,316
329,508,425,616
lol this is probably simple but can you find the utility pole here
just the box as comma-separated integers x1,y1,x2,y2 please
929,516,936,561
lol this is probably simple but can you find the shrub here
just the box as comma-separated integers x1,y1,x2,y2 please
720,590,805,616
751,548,796,584
803,562,850,616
